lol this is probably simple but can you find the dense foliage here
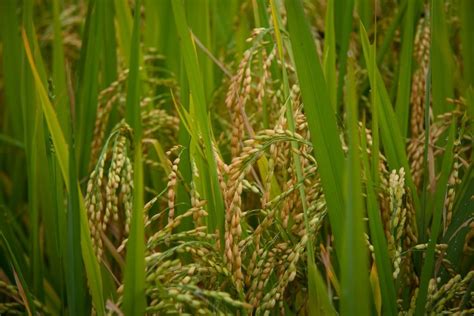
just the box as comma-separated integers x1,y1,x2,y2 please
0,0,472,315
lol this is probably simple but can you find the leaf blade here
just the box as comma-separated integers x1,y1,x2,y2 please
122,0,146,314
286,0,346,250
340,60,370,316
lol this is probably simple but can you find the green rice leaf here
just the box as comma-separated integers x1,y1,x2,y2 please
186,0,214,100
394,0,416,139
431,0,454,116
51,1,86,313
21,2,44,298
286,0,346,249
114,0,132,64
460,0,474,89
22,30,69,186
340,60,370,316
65,107,86,316
122,0,146,314
358,0,373,29
323,0,337,108
76,0,102,176
335,0,354,108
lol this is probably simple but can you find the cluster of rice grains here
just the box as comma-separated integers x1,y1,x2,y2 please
1,0,473,315
85,122,134,260
81,26,328,314
220,28,329,312
78,10,473,316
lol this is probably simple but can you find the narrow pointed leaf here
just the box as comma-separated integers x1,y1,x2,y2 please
286,0,346,249
395,0,416,138
122,0,146,314
341,61,370,316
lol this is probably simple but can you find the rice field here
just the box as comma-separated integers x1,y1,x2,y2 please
0,0,472,315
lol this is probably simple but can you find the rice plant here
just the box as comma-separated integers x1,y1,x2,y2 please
0,0,472,315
